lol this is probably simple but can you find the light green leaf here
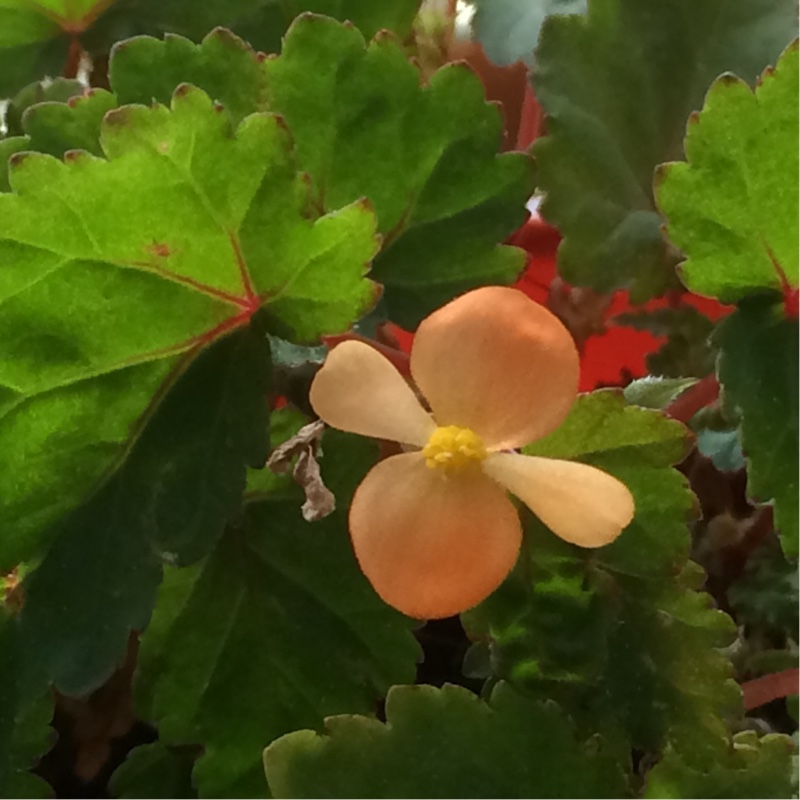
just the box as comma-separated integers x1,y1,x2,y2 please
623,376,698,410
644,731,797,799
533,0,797,300
656,40,798,302
0,84,378,571
264,682,628,798
134,430,420,798
264,14,534,327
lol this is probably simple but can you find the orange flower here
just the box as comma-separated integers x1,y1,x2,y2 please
310,287,635,619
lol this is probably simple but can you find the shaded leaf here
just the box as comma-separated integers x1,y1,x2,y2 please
17,326,271,695
0,2,69,96
644,731,797,799
656,40,798,301
618,306,716,378
463,392,740,762
110,742,198,799
715,301,799,557
0,614,54,798
0,84,378,572
133,430,420,798
264,682,628,799
5,78,84,137
533,0,797,300
472,0,587,68
264,14,534,327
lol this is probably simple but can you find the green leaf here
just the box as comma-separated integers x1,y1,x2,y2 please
623,376,698,410
264,682,628,798
656,40,798,301
617,306,717,378
0,84,378,571
15,325,271,695
133,430,420,798
0,137,30,193
644,731,797,799
0,2,69,97
472,0,587,68
533,0,797,301
110,742,198,799
14,88,117,159
729,543,799,637
715,300,799,557
5,77,84,137
1,86,115,204
264,15,534,327
0,614,54,798
109,29,268,129
463,392,740,762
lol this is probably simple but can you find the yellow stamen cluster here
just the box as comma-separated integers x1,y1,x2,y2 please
422,425,487,474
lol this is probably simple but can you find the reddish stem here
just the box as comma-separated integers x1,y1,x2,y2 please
62,36,83,78
664,373,720,423
742,668,799,711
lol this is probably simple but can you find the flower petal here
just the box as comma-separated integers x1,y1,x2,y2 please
310,341,436,446
483,452,635,547
349,452,522,619
410,286,580,450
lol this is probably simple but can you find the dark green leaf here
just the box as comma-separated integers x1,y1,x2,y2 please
264,15,534,327
729,544,799,637
16,325,270,695
463,392,740,762
133,430,420,797
715,301,799,557
656,40,798,301
264,682,628,799
0,613,54,798
0,84,378,572
533,0,797,300
0,3,69,97
644,731,797,799
617,306,717,378
110,742,198,799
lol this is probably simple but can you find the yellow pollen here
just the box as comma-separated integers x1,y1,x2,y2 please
422,425,487,473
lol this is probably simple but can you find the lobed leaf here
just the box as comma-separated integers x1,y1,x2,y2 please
715,300,799,557
644,731,797,798
264,15,535,327
656,40,798,301
533,0,797,300
133,430,421,798
463,392,740,762
0,83,378,573
264,682,628,799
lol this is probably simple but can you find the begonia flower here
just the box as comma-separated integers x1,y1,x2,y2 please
310,287,635,619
